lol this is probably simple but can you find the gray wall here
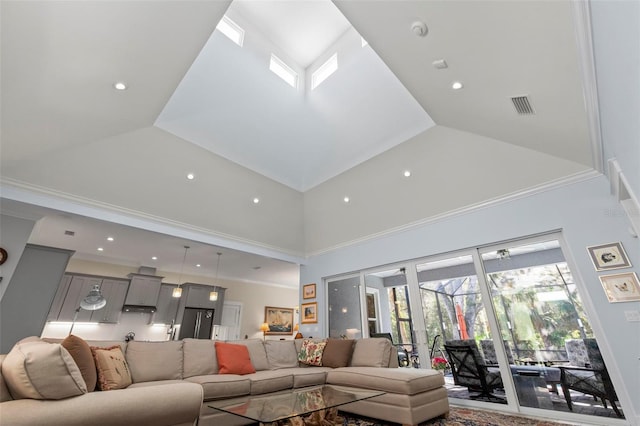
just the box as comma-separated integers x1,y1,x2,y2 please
301,176,640,422
1,244,74,352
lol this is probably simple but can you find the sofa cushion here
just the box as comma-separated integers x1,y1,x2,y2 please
0,355,12,402
61,335,97,392
215,342,256,375
92,345,132,390
321,339,355,368
326,367,444,395
228,339,269,371
350,338,391,367
3,340,87,399
126,340,183,382
183,338,218,378
298,339,326,366
289,367,332,388
247,370,293,395
265,340,298,369
185,374,251,401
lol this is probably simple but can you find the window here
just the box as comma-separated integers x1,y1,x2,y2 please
311,53,338,90
216,16,244,47
269,54,298,88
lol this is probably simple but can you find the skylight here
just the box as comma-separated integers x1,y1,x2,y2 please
269,54,298,88
216,15,244,47
312,53,338,90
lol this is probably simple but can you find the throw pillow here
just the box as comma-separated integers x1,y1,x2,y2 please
91,345,132,390
2,340,87,400
298,339,326,366
215,342,256,375
265,340,298,369
350,338,392,367
61,334,97,392
321,339,355,368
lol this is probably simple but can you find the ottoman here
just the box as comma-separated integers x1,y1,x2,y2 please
326,367,449,426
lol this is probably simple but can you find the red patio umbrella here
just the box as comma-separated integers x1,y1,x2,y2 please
455,303,469,339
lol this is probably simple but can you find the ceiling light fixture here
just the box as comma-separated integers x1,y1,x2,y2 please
210,252,222,302
253,197,260,204
411,21,428,37
404,170,411,177
107,237,114,242
97,247,104,252
186,173,195,180
452,81,464,90
196,264,201,268
343,196,350,203
113,82,127,90
152,256,158,260
173,246,189,298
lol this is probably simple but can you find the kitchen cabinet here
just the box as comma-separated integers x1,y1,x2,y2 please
184,284,218,309
56,275,103,322
152,284,180,325
124,274,162,307
89,279,128,323
47,274,72,321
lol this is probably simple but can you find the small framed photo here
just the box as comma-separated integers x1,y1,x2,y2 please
303,283,316,299
264,306,294,335
599,272,640,303
587,242,631,271
301,302,317,324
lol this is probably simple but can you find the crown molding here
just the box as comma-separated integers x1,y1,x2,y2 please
0,177,307,265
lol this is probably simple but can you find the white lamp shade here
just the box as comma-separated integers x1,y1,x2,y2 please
79,285,107,310
209,291,218,301
172,287,183,298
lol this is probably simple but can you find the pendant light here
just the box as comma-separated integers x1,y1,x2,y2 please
172,245,189,298
209,252,222,301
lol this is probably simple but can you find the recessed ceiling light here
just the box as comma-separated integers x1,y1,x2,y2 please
196,264,201,268
97,247,104,252
114,82,127,90
186,173,195,180
151,256,158,260
404,170,411,177
253,197,260,204
107,236,114,242
452,81,464,90
343,196,350,203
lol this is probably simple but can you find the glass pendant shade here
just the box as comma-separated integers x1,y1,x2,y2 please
172,287,182,298
209,291,218,301
79,285,107,310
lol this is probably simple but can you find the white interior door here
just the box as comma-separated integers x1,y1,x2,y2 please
220,301,242,341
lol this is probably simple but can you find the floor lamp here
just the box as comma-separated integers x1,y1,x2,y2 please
69,284,107,335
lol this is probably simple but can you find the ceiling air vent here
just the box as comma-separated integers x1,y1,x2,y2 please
64,230,75,236
511,95,535,115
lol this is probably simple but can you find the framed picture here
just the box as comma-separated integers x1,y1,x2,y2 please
587,242,631,271
264,306,294,335
301,302,317,324
599,272,640,303
303,283,316,299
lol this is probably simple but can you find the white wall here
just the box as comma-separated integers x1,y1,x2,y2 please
41,259,298,342
0,214,36,300
301,176,640,423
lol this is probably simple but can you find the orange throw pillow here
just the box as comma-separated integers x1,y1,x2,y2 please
215,342,256,375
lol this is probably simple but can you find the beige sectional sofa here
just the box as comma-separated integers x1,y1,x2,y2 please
1,337,449,426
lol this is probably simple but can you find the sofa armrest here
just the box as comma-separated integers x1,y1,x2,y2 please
0,382,203,426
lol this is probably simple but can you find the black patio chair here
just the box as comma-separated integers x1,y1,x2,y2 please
444,339,505,402
559,338,622,417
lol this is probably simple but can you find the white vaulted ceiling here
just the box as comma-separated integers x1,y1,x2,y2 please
1,0,600,281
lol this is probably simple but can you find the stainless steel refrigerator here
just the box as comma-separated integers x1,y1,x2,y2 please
178,308,214,339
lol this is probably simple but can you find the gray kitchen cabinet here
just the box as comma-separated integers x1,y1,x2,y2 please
47,274,73,321
184,284,217,309
90,279,129,323
152,284,180,325
124,274,162,307
56,275,103,322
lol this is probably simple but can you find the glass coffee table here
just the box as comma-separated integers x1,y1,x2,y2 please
209,385,384,425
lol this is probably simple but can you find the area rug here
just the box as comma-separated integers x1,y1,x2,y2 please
341,407,568,426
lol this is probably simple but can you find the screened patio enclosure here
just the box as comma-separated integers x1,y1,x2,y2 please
327,233,625,422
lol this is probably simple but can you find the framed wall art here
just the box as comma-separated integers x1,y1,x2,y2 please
301,302,318,324
599,272,640,303
264,306,294,335
587,242,631,271
303,283,316,299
